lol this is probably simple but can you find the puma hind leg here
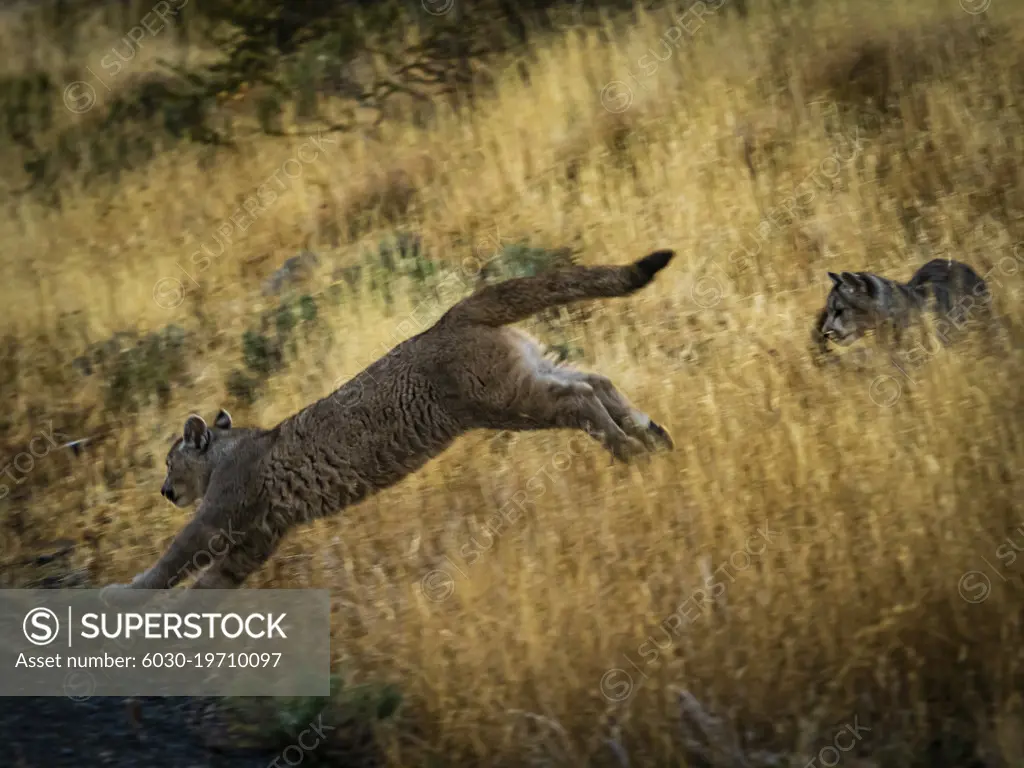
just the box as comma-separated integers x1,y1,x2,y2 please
469,375,649,463
557,370,673,452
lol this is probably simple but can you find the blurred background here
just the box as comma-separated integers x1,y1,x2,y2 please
0,0,1022,765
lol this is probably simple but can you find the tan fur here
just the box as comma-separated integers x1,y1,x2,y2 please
114,250,676,591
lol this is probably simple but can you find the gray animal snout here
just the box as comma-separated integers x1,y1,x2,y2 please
160,482,176,503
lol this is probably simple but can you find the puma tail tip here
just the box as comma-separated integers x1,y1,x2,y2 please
634,249,676,284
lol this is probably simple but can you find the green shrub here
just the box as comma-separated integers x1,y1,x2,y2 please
80,324,190,415
242,329,282,377
481,241,577,283
228,293,324,405
221,673,402,761
357,231,439,305
9,71,220,207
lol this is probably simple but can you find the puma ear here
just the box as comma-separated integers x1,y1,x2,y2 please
213,409,232,430
183,415,210,452
828,272,842,287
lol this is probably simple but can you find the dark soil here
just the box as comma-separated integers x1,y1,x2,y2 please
0,695,281,767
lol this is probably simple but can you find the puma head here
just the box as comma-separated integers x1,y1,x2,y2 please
160,409,233,508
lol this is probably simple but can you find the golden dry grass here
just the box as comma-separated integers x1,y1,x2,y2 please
2,0,1024,764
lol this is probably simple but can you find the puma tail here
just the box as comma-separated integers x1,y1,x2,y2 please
441,249,676,328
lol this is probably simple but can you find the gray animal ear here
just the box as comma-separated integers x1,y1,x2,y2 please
860,276,880,299
183,415,210,451
838,272,866,293
213,409,232,430
827,272,842,287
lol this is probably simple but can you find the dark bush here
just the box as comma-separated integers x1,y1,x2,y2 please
79,325,191,415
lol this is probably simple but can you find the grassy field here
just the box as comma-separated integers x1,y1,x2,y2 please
1,0,1024,765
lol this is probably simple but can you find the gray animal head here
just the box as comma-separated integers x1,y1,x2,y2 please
161,409,234,507
818,271,883,346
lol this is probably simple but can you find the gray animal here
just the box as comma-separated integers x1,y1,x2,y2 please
112,250,676,591
815,258,993,352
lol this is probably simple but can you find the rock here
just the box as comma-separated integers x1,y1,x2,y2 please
262,251,321,296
